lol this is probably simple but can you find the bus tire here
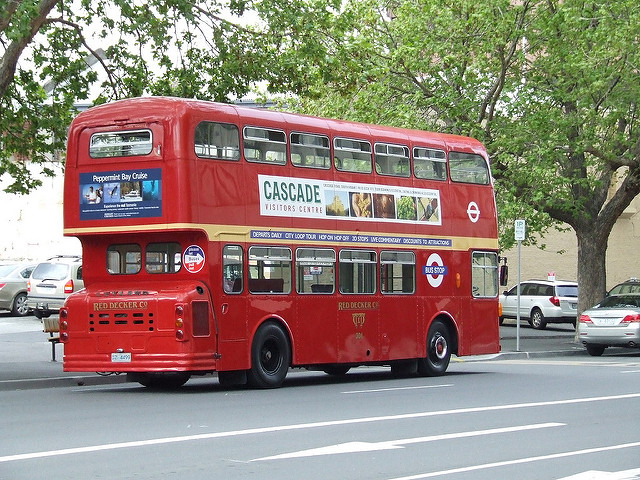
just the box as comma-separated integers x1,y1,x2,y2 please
128,372,191,389
247,322,291,388
418,320,451,376
323,365,350,376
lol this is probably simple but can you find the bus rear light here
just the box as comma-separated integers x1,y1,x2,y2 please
549,296,561,307
60,320,68,330
60,308,68,318
175,318,184,328
64,279,74,294
60,332,69,342
176,329,185,341
579,314,593,325
175,305,184,316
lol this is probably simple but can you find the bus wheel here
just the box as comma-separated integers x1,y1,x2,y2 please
248,322,291,388
323,366,350,376
418,320,451,376
128,372,191,389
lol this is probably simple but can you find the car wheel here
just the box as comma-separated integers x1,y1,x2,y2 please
417,320,451,376
11,292,29,316
530,308,547,330
585,344,605,357
247,321,291,388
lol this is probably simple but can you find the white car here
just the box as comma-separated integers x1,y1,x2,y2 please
26,256,84,319
499,279,578,329
578,293,640,356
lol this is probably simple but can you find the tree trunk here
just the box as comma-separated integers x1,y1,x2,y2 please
575,228,608,320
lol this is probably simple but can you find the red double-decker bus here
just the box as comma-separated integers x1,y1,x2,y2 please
61,96,500,388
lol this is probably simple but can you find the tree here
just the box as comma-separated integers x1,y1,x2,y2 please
0,0,285,194
280,0,640,313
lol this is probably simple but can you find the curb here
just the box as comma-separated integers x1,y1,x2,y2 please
0,373,128,391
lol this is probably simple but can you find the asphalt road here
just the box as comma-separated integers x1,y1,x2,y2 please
1,349,639,480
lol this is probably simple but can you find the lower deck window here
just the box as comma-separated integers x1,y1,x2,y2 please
339,250,376,294
248,246,292,294
146,243,182,273
472,251,499,297
107,244,142,274
296,248,336,294
380,251,415,294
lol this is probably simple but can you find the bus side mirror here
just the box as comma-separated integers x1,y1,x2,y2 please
499,264,509,287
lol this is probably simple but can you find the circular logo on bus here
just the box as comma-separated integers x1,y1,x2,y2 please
467,201,480,223
183,245,205,274
424,253,448,288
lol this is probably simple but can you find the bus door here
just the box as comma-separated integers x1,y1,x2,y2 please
217,244,249,369
378,250,420,360
294,248,339,365
336,250,379,363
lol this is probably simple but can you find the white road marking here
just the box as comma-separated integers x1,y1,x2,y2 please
557,468,640,479
1,392,639,464
385,442,640,480
252,423,564,461
342,384,453,394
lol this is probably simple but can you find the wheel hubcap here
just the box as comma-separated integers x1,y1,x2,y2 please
433,334,448,361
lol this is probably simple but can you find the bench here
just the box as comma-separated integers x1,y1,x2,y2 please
42,317,60,362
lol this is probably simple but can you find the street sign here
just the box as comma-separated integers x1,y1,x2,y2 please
515,219,526,241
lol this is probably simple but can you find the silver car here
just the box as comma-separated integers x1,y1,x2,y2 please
26,256,83,319
499,279,578,329
0,263,36,316
578,293,640,356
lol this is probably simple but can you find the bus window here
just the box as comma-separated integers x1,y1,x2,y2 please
374,143,410,177
334,137,372,173
90,130,152,158
248,246,292,294
413,147,447,181
194,121,240,160
471,251,499,298
146,243,182,274
223,245,243,293
380,251,415,294
449,152,490,185
291,132,331,169
107,244,142,274
339,250,376,294
243,127,287,164
295,248,335,294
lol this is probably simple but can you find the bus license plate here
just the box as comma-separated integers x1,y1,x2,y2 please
111,352,132,363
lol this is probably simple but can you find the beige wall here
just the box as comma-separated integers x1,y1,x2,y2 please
501,197,640,291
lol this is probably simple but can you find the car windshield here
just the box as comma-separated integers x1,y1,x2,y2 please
609,283,640,295
556,286,578,297
599,295,640,309
32,263,70,281
0,264,16,277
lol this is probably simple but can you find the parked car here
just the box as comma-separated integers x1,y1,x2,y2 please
26,256,83,319
499,279,578,329
578,293,640,356
606,278,640,296
0,263,36,316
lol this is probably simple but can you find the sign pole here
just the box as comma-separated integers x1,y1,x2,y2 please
514,219,526,352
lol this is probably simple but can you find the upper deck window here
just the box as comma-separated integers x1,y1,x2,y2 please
449,152,490,185
374,143,410,177
243,126,287,164
334,137,372,173
90,130,152,158
414,147,447,181
194,121,240,160
291,133,331,169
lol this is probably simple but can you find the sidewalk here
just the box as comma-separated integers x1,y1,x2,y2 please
0,315,585,391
